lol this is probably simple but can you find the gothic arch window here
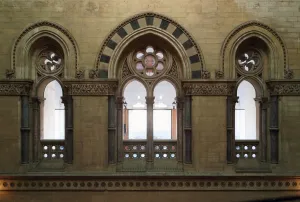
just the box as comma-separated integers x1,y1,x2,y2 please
42,80,65,140
231,36,270,171
235,80,257,140
116,43,183,171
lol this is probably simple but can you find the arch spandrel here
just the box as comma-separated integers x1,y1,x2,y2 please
219,21,290,80
93,12,206,80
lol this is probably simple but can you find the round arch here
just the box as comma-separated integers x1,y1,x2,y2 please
94,12,206,79
11,21,79,79
220,21,290,79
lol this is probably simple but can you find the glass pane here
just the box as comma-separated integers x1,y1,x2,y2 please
136,52,144,59
128,110,147,139
235,80,257,140
43,80,65,140
146,46,154,53
153,110,172,139
136,62,144,71
156,62,164,70
156,52,164,59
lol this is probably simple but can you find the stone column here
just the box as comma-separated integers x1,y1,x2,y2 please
176,96,184,164
116,96,124,165
256,97,268,162
31,96,41,163
183,95,192,163
108,95,116,164
21,95,30,164
226,96,238,163
270,96,279,163
146,96,154,168
62,95,73,164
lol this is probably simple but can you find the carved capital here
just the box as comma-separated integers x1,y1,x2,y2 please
75,70,85,79
145,96,155,105
175,96,184,109
5,69,15,79
267,80,300,95
0,80,33,96
62,80,118,96
115,96,124,110
255,97,269,109
89,69,99,79
215,70,224,79
201,70,211,79
284,69,294,79
182,80,236,96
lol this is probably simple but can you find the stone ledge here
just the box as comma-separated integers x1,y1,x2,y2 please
0,176,300,191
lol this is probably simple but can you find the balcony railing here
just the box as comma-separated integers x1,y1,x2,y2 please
41,140,65,160
154,140,177,159
235,140,259,159
123,140,147,159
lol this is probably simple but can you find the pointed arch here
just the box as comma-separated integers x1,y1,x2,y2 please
11,21,79,79
220,21,290,79
94,12,205,79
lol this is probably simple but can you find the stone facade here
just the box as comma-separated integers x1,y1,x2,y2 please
1,0,300,201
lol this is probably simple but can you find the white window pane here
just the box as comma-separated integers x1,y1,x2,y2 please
43,80,65,140
128,110,147,139
235,80,257,140
154,110,171,140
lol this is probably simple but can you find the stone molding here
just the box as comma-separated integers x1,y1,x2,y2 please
63,80,118,96
219,20,290,79
267,80,300,96
182,80,236,96
0,176,300,191
0,80,33,96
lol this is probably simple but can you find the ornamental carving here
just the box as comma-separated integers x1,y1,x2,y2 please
75,70,85,79
236,50,262,74
121,61,133,80
201,70,211,79
166,59,179,78
267,81,300,95
183,81,236,96
0,176,300,191
64,81,118,96
0,81,33,95
215,70,224,79
36,49,63,74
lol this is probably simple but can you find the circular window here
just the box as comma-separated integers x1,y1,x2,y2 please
133,46,166,77
36,49,63,74
236,50,262,74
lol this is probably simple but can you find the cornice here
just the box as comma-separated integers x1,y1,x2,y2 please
0,80,33,96
63,79,118,96
182,80,237,96
266,79,300,96
0,175,300,191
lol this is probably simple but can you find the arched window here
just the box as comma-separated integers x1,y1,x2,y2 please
118,44,182,170
153,81,177,140
123,80,147,140
235,80,257,140
42,80,65,140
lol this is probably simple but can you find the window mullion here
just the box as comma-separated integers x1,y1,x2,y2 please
146,96,154,168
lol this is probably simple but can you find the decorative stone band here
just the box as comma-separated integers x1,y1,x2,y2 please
267,80,300,96
0,80,33,96
0,176,300,191
182,80,236,96
63,80,118,96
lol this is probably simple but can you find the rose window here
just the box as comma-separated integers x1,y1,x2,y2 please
134,46,165,77
37,51,62,73
237,50,262,72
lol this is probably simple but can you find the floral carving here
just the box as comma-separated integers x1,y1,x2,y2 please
0,82,32,95
89,69,100,79
75,70,85,79
284,69,294,79
267,81,300,95
201,70,211,79
65,82,118,95
167,60,178,78
5,69,15,79
122,61,132,80
183,82,235,96
215,70,224,79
